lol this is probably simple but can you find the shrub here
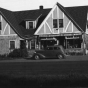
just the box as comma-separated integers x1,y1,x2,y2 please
7,48,28,58
0,54,7,58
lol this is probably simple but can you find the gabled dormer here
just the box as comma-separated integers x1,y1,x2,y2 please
26,20,36,29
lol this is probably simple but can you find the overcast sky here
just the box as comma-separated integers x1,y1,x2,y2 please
0,0,88,11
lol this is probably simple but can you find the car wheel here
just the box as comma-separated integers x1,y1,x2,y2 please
57,54,64,59
34,54,40,60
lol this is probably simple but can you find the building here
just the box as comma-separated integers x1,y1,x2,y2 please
0,2,87,55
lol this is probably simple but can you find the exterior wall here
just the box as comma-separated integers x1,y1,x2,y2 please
85,34,88,50
0,36,21,55
0,14,21,55
0,15,17,36
35,4,81,35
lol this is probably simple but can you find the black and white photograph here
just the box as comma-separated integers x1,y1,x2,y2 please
0,0,88,87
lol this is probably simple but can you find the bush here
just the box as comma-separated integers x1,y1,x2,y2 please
7,48,28,58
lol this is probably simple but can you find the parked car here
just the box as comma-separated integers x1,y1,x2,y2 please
32,45,66,60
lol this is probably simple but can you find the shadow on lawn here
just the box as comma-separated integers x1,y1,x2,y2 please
0,73,88,88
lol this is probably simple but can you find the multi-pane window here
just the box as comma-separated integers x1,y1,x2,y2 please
53,19,63,28
31,40,35,49
28,39,35,50
53,19,58,28
10,41,15,49
59,19,63,28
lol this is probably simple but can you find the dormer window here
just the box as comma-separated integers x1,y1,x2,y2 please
26,21,35,29
29,22,33,28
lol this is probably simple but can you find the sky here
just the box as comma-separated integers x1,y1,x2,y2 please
0,0,88,11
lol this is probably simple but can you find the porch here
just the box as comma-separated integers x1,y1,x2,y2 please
25,33,85,55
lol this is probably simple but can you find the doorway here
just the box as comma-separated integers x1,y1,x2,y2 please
20,40,26,49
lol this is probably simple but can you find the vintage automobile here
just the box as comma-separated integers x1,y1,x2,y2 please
32,45,66,60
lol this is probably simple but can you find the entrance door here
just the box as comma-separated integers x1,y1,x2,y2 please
20,40,26,49
56,36,65,48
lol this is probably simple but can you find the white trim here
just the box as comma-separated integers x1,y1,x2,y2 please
1,15,2,22
35,39,36,49
63,13,64,33
44,24,46,33
1,15,3,35
26,21,28,29
26,40,28,48
65,21,71,32
0,11,28,39
72,23,73,32
0,34,17,36
46,22,53,33
30,41,31,49
58,5,83,32
57,5,59,19
19,38,24,40
36,14,42,20
3,23,8,35
9,25,10,35
34,3,57,35
35,21,36,28
9,40,16,49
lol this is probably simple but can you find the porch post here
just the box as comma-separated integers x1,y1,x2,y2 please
26,40,28,49
66,39,67,49
30,41,31,49
35,39,36,49
82,34,86,55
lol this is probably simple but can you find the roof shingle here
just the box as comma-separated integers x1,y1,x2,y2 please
0,3,87,39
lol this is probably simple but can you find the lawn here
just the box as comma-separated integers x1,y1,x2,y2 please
0,55,88,87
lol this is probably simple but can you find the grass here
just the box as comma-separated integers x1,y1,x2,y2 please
0,56,88,87
0,73,88,87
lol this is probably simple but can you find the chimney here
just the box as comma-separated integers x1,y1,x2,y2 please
39,5,43,10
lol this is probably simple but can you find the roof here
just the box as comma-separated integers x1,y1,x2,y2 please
0,7,51,39
0,3,87,39
65,6,88,32
0,8,24,38
57,3,85,33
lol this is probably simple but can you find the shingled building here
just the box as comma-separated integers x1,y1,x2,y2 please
0,2,87,55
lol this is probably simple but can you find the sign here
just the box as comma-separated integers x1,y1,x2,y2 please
39,33,81,37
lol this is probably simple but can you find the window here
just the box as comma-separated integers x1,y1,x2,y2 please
10,41,15,49
31,40,35,49
26,21,34,29
53,19,63,28
53,19,58,28
59,19,63,28
29,22,33,28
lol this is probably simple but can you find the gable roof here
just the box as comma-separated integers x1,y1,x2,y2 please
0,7,51,39
65,6,88,32
0,8,24,38
14,8,51,38
0,3,87,39
57,3,85,33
